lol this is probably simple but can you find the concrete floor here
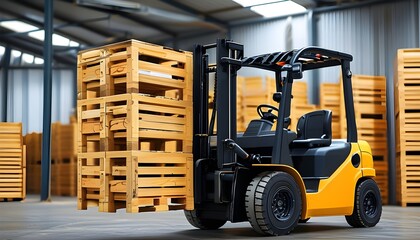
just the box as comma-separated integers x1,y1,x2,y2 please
1,195,420,240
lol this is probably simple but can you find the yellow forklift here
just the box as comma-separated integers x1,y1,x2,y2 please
185,39,382,236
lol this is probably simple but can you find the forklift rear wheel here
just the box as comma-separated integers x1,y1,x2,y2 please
246,171,302,236
184,210,227,230
345,178,382,228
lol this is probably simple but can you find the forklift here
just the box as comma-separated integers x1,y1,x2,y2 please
184,39,382,236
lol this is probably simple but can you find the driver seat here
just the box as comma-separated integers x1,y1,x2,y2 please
293,110,332,148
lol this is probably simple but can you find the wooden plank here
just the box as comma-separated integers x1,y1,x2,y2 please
138,166,186,175
136,187,186,197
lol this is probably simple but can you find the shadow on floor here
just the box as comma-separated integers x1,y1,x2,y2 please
98,223,351,240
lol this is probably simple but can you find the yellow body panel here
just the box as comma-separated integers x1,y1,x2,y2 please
304,141,375,218
254,140,375,220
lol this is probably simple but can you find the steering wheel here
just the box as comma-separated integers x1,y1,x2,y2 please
257,104,279,123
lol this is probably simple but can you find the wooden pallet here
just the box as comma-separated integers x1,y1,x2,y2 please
394,49,420,206
0,123,26,200
78,151,193,213
77,40,193,101
78,93,192,154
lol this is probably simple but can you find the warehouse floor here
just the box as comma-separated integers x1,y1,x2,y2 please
1,195,419,240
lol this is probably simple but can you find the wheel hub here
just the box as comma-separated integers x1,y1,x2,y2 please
272,189,293,221
363,190,377,217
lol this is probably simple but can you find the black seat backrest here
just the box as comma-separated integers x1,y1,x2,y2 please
294,110,332,148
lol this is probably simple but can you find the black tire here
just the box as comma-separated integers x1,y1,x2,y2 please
298,218,310,223
345,178,382,228
245,171,302,236
184,210,226,230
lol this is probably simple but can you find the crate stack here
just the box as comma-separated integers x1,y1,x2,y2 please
319,82,341,138
340,75,388,204
242,76,277,127
77,40,193,213
51,122,78,196
24,132,42,193
290,81,318,131
395,49,420,206
0,123,26,201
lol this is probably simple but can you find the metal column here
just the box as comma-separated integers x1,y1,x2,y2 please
307,10,319,104
1,46,11,122
41,0,53,201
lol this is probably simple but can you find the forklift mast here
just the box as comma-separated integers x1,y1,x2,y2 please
193,39,244,170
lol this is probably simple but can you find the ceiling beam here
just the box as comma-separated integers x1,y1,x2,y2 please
0,0,112,46
0,34,76,66
78,6,178,39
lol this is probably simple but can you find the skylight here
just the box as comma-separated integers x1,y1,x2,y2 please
233,0,306,18
0,20,38,33
233,0,282,7
34,57,44,65
22,53,35,64
0,20,79,47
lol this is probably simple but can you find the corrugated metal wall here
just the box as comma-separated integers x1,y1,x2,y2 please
1,69,75,134
317,0,419,83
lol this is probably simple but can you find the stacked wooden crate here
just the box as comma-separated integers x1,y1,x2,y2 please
24,121,78,196
341,75,388,204
395,49,420,206
51,122,78,196
24,132,42,193
242,76,277,127
0,123,26,201
77,40,193,213
319,83,341,139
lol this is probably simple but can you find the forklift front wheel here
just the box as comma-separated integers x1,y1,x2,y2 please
345,178,382,228
184,210,227,230
246,171,302,236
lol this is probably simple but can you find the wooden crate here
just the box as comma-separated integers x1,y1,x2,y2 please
77,40,193,101
51,122,78,196
395,49,420,206
78,93,192,154
320,82,341,139
23,132,42,194
24,121,78,196
78,152,103,210
78,151,193,213
0,123,26,200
